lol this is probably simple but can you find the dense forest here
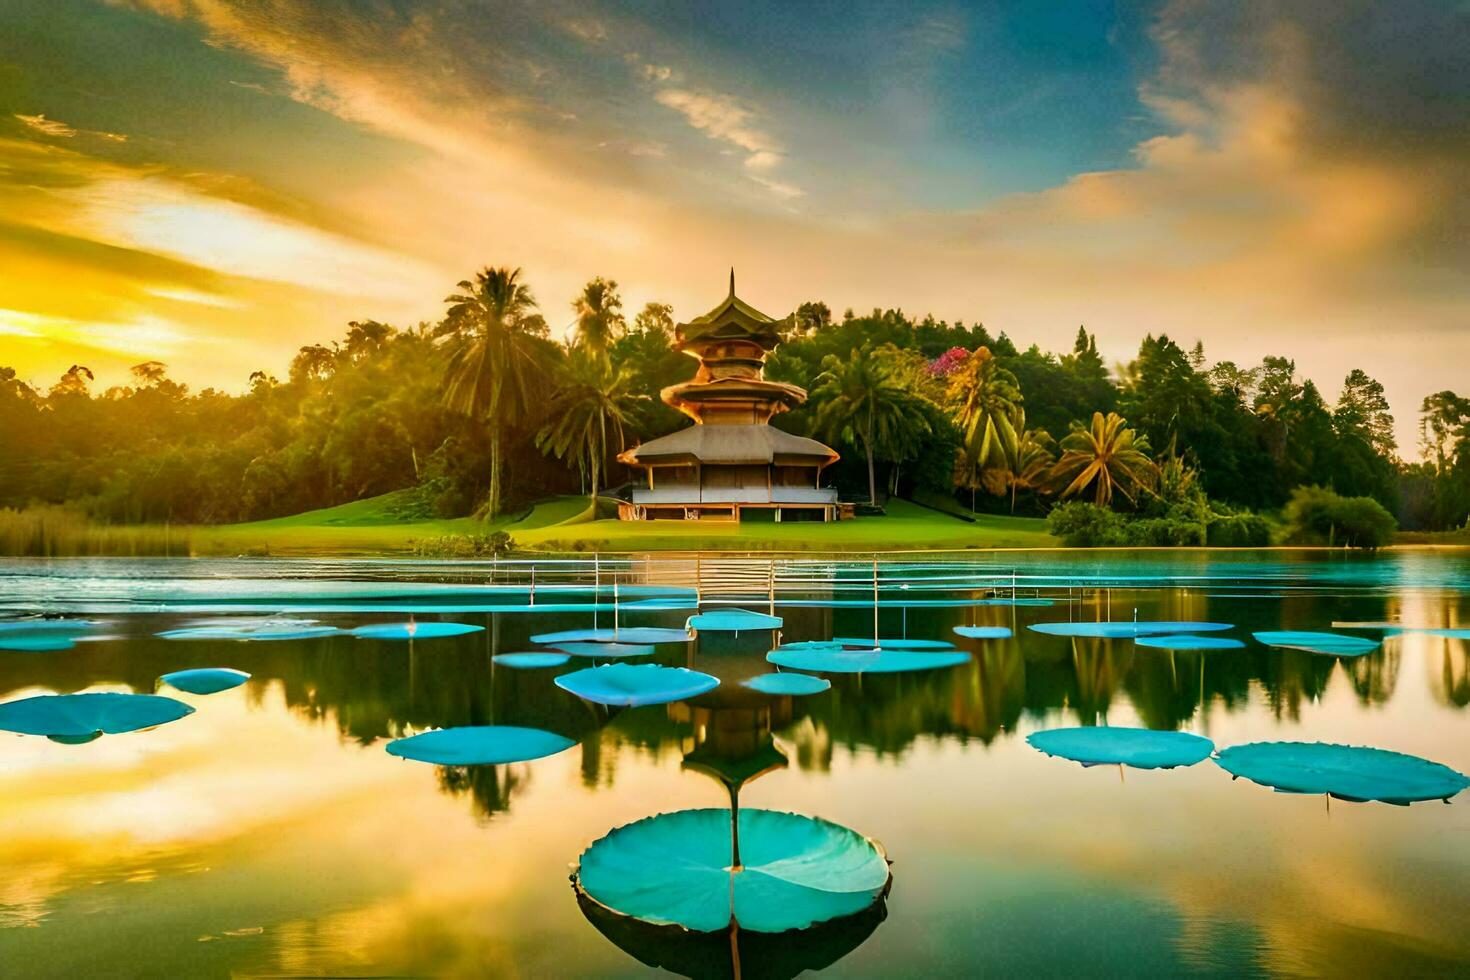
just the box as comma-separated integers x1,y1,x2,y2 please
2,265,1467,543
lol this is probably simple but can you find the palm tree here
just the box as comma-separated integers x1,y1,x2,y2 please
946,347,1022,492
1050,411,1157,507
536,351,646,499
810,345,931,505
1004,418,1057,513
440,266,554,517
572,277,626,360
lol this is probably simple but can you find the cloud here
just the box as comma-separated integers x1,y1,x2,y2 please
13,112,127,142
653,87,801,196
14,113,77,138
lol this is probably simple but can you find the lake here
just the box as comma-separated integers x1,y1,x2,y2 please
2,551,1468,978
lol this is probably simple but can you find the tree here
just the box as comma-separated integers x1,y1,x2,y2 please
440,266,555,517
810,345,932,505
792,301,832,334
945,347,1021,498
572,277,626,359
1050,412,1157,507
536,351,646,498
1003,417,1057,513
631,302,674,340
1334,369,1396,458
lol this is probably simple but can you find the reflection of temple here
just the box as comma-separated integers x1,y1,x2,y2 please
618,272,844,522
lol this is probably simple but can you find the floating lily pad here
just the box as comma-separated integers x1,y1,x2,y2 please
1214,742,1470,804
556,663,720,707
0,619,104,652
741,673,833,697
493,652,572,669
1026,726,1215,769
0,692,194,742
158,621,342,642
1134,634,1245,651
386,725,576,765
954,626,1013,640
158,667,251,695
1252,631,1379,657
574,808,890,934
0,619,102,635
1028,621,1234,638
831,637,954,650
689,609,783,631
766,647,970,674
350,622,483,640
530,628,691,644
0,635,79,652
773,640,845,652
553,641,657,659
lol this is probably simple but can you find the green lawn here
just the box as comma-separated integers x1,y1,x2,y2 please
196,493,1055,555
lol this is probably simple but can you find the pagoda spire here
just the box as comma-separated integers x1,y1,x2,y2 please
728,267,735,297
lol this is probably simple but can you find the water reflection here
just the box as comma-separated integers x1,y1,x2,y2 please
2,553,1470,976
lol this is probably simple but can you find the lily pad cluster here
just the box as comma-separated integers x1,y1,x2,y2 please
1025,726,1469,806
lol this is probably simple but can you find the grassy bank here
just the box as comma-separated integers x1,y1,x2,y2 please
0,494,1056,556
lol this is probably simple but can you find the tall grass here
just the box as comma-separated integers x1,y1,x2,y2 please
0,506,195,557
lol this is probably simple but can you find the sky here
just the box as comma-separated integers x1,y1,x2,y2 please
0,0,1466,455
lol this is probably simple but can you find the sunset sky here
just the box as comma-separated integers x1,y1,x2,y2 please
1,0,1465,454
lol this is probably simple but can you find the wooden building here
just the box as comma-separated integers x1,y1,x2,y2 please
617,274,845,521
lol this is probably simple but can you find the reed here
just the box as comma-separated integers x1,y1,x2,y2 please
0,506,195,557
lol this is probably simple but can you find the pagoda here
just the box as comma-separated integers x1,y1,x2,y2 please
617,272,844,521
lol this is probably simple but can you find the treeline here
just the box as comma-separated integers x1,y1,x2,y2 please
1,266,1467,538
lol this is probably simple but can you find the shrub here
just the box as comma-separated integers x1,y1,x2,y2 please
1126,514,1206,547
1206,512,1272,547
1046,501,1129,547
1280,485,1396,549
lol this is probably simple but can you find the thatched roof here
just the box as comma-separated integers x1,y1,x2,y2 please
619,423,838,467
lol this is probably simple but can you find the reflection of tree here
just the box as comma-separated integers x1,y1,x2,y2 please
1347,647,1400,706
1259,650,1337,722
947,639,1026,742
1069,637,1131,724
1432,640,1470,709
436,763,528,822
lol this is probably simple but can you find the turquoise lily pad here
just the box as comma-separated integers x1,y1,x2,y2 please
556,663,720,707
158,667,250,695
1252,631,1379,656
831,637,954,650
1215,742,1469,804
531,628,691,644
386,726,575,765
351,622,483,640
0,692,194,742
1027,726,1215,769
553,641,657,659
494,652,572,669
766,647,970,674
1029,621,1234,638
575,808,890,934
740,673,832,697
954,626,1013,640
689,609,783,631
1134,634,1245,651
158,621,342,641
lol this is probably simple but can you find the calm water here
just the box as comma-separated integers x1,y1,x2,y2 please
2,552,1469,978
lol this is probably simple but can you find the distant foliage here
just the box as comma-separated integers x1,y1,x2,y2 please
0,273,1452,539
1206,512,1273,547
1280,486,1397,549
